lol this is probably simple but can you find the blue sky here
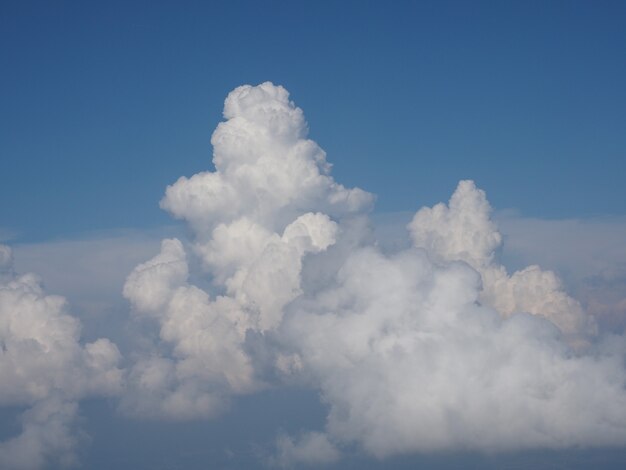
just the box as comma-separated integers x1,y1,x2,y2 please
2,1,626,469
2,0,625,242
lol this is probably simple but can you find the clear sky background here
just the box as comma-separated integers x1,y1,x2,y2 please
2,1,626,469
2,0,625,242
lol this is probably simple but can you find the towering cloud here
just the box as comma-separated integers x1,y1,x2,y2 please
160,82,373,235
121,82,626,465
0,245,123,469
122,83,363,419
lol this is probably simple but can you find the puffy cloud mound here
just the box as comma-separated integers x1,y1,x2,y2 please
122,83,352,419
286,248,626,455
0,244,123,469
124,82,626,461
409,180,596,344
160,82,373,237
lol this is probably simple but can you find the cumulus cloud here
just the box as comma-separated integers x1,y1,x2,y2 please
0,244,123,468
285,247,626,455
160,82,373,237
122,83,357,419
116,81,626,463
409,181,596,344
4,82,626,468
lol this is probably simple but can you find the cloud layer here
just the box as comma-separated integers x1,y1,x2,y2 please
2,82,626,468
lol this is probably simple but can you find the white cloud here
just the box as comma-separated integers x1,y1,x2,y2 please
122,84,355,419
122,82,626,464
409,181,596,344
4,82,626,467
285,246,626,455
0,244,123,468
117,83,626,466
160,82,373,239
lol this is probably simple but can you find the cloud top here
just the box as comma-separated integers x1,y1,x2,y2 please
160,82,373,237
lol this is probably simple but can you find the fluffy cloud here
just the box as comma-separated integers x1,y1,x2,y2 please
160,82,372,238
0,244,123,469
5,83,626,468
115,82,626,462
409,181,596,344
285,246,626,455
1,81,625,468
122,84,353,419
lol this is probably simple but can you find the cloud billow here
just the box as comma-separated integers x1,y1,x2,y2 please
3,82,625,469
0,246,123,469
122,82,626,464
